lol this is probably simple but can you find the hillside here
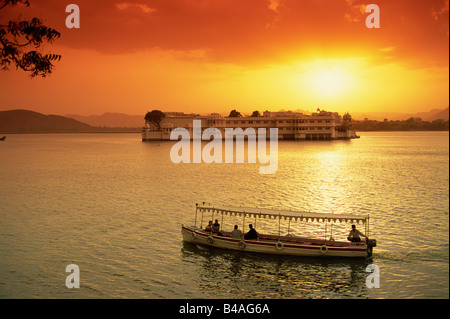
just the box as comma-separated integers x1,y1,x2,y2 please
1,108,448,133
0,109,94,133
352,107,449,121
66,112,143,128
426,107,449,121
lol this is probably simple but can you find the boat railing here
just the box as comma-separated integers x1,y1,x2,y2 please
193,203,371,241
185,225,364,247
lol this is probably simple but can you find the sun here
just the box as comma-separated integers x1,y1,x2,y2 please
308,68,352,97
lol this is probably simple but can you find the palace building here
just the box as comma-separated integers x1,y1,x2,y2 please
142,109,359,141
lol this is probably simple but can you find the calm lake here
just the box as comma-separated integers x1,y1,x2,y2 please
0,131,448,298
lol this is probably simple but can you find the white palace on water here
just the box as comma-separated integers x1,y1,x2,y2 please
142,109,359,141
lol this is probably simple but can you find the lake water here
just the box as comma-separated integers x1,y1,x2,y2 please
0,131,448,299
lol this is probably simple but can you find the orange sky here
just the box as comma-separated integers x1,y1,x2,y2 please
0,0,448,116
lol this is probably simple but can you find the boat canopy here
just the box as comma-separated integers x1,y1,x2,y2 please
197,204,368,224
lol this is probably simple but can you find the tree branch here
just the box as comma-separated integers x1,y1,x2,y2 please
0,1,60,77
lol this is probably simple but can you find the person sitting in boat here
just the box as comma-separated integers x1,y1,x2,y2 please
347,225,365,242
205,221,213,233
244,224,258,240
212,219,222,236
231,225,243,239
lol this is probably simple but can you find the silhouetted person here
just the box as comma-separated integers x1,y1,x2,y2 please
205,220,212,233
244,224,258,240
347,224,365,242
212,219,222,236
231,225,243,239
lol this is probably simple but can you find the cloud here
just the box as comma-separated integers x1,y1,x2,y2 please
115,2,157,14
379,46,396,52
3,0,446,68
268,0,280,12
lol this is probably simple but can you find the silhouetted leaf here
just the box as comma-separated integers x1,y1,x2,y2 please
0,0,60,77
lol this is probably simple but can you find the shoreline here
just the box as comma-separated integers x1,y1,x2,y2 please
1,130,448,135
0,130,141,134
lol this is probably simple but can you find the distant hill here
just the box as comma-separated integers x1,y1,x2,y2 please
352,107,449,121
1,108,448,133
425,107,449,121
0,109,93,133
66,112,143,128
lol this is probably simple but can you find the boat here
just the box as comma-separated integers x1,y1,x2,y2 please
181,203,377,258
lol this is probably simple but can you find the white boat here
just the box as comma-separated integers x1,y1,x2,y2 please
181,203,377,258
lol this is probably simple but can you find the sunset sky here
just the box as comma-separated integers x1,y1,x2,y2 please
0,0,448,116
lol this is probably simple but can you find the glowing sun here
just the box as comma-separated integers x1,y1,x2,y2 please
308,68,352,97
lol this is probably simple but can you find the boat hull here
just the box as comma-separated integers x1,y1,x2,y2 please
182,225,369,258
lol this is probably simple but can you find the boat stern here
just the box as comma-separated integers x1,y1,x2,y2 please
366,238,377,257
